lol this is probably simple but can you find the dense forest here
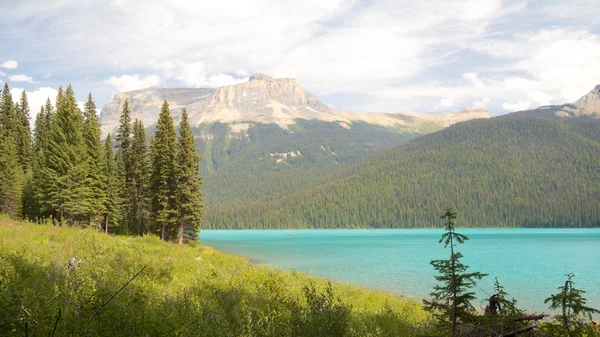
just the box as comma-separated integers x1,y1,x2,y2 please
0,83,203,243
204,115,600,229
199,120,419,206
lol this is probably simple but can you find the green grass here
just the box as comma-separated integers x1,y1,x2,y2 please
0,218,431,336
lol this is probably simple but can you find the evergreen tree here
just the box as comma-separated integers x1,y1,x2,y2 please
115,99,133,233
130,119,150,235
25,100,55,222
150,101,178,241
0,83,15,132
176,108,203,244
0,83,24,218
103,134,120,233
423,207,487,337
83,93,107,229
14,90,32,171
42,85,89,226
545,273,600,337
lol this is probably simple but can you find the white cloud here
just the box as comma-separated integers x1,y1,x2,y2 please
1,60,18,69
0,71,5,77
2,0,600,113
10,87,86,126
502,101,531,112
178,62,247,87
44,72,52,79
103,74,161,92
9,74,34,83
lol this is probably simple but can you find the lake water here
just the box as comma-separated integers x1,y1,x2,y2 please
200,228,600,313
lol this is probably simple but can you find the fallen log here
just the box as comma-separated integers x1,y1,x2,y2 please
512,314,547,321
500,322,539,337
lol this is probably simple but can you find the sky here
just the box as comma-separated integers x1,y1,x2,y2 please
1,0,600,117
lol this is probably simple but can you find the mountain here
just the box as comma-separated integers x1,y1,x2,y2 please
99,74,492,135
99,74,492,209
204,114,600,229
514,85,600,118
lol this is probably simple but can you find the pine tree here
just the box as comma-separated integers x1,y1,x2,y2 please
0,83,24,218
83,93,107,229
25,100,55,222
42,85,89,226
14,90,32,171
423,207,487,337
545,273,600,337
0,83,15,132
130,119,150,235
150,101,178,241
176,108,203,244
103,134,120,233
115,99,133,233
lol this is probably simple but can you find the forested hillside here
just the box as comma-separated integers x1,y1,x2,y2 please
199,120,419,205
205,115,600,228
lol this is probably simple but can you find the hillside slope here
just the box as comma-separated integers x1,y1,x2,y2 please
205,116,600,228
0,219,429,336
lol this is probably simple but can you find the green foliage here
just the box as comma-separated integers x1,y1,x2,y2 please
204,116,600,228
102,134,120,233
130,119,151,235
479,278,526,336
40,86,90,225
423,208,487,337
176,108,203,244
543,273,600,337
14,90,32,171
82,93,107,228
0,219,431,337
150,101,178,240
0,135,24,218
291,281,352,337
115,99,133,234
0,83,24,218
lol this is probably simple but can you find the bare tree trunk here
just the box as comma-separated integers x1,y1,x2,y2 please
161,223,165,241
105,214,108,234
178,223,183,245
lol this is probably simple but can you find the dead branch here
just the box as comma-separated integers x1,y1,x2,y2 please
511,314,547,321
78,265,147,336
499,322,539,337
51,307,61,337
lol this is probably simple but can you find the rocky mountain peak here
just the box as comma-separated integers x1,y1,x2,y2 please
248,73,273,81
570,85,600,115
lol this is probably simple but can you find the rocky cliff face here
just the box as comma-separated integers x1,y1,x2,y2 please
99,74,492,135
554,85,600,117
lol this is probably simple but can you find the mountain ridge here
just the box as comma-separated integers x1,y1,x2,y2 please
99,74,492,135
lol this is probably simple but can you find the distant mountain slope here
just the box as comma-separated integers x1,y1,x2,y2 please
200,120,419,207
99,74,492,135
513,85,600,118
204,115,600,229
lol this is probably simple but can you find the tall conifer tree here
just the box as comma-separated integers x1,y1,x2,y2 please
0,83,15,132
83,93,107,228
42,85,89,225
130,119,150,235
150,101,178,241
176,108,203,244
103,134,120,233
115,99,133,233
14,90,32,171
0,83,24,218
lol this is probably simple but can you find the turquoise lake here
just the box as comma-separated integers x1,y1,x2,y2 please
200,229,600,313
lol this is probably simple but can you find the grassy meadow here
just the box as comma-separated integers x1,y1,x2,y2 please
0,218,431,336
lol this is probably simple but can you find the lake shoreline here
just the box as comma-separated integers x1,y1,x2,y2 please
201,228,600,314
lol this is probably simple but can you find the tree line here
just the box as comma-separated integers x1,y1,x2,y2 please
203,116,600,229
0,83,203,243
